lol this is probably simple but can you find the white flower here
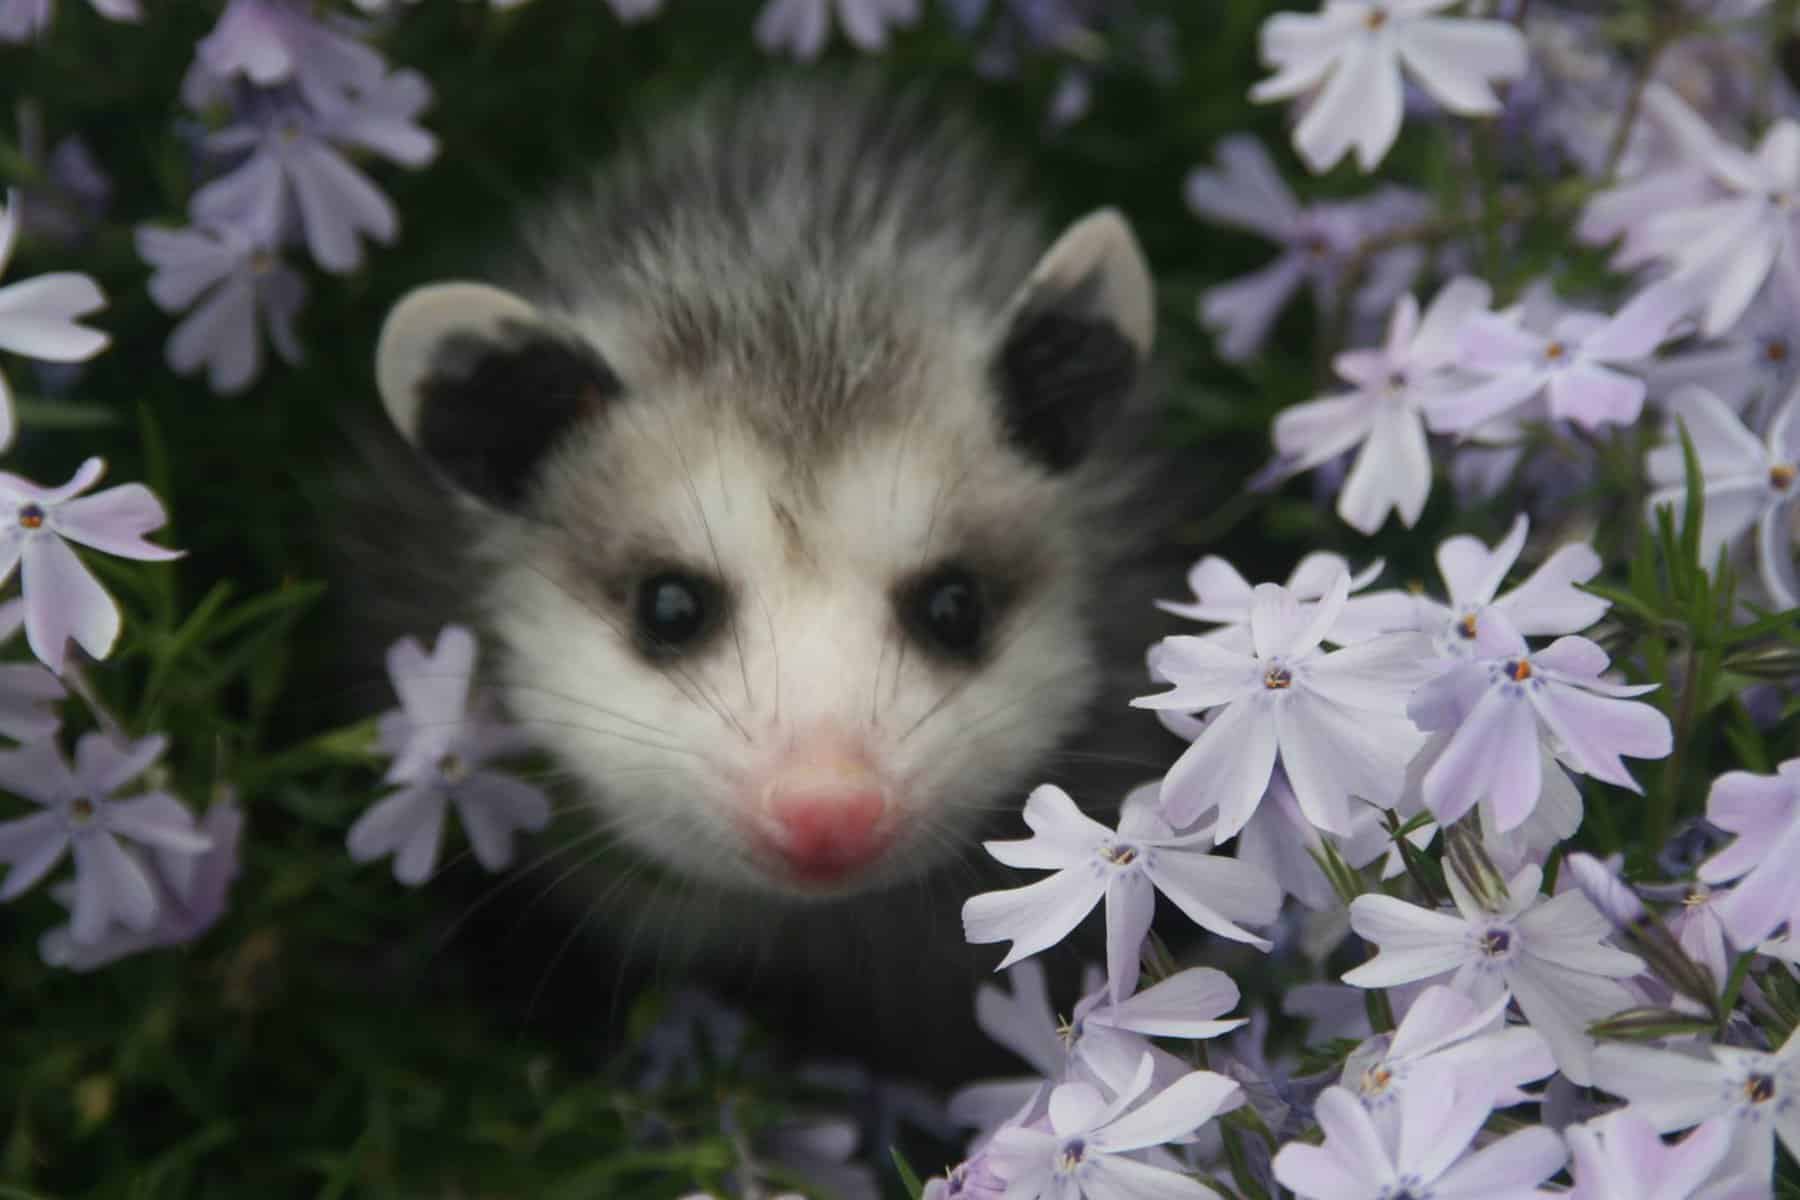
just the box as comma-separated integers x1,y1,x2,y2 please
0,458,183,674
0,599,64,742
986,1054,1240,1200
1567,1112,1762,1200
962,784,1280,1004
1695,755,1800,949
1273,1080,1566,1200
348,626,551,884
1134,571,1435,839
1343,863,1643,1085
0,189,109,451
1592,1023,1800,1179
1157,551,1384,651
1272,278,1490,533
1251,0,1529,173
1646,385,1800,609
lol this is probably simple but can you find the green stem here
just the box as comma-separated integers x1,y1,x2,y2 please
1651,642,1702,853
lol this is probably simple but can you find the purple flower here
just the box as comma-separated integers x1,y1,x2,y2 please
136,222,307,395
1273,1082,1566,1200
0,734,209,943
0,599,64,741
1695,756,1800,948
985,1054,1241,1200
0,458,182,674
1157,550,1384,652
1343,863,1643,1085
1250,0,1529,173
0,189,110,450
0,0,139,42
40,795,243,970
1185,136,1428,360
962,783,1281,1004
753,0,920,59
348,626,551,885
1333,513,1609,654
1272,278,1490,533
1651,272,1800,420
195,0,387,111
1432,283,1687,433
1646,385,1800,610
1567,1113,1761,1200
1133,572,1436,838
1407,615,1672,831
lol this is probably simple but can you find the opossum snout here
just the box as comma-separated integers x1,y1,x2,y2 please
749,734,894,887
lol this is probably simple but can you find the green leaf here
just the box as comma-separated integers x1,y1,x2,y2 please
892,1148,925,1200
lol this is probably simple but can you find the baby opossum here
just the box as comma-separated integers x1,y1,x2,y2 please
358,81,1168,1073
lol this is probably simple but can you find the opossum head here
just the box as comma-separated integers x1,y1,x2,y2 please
373,210,1153,899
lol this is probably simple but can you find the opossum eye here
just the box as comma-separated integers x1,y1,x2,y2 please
635,571,720,655
902,565,987,662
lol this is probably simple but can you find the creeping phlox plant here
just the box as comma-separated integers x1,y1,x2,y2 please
1,1,1799,1198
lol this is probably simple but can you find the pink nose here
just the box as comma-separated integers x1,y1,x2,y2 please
763,789,890,883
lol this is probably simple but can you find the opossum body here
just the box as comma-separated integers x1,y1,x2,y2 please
368,83,1161,1065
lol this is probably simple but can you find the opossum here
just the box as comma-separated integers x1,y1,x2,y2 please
358,81,1169,1075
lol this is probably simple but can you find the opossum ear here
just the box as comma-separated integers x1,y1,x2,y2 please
995,208,1154,471
376,282,620,508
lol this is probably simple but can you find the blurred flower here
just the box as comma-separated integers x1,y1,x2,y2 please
1333,513,1608,652
1157,550,1383,651
1645,385,1799,609
1251,0,1529,173
753,0,920,58
0,599,64,742
1651,272,1800,421
986,1054,1240,1200
1185,136,1428,360
0,734,209,943
1434,283,1686,433
1696,756,1800,949
195,0,387,110
1567,1112,1760,1200
0,458,182,674
1592,1024,1800,1179
40,795,243,970
136,222,307,395
0,0,140,42
1273,1081,1566,1199
13,105,112,244
348,625,550,885
1343,862,1643,1085
962,783,1281,1004
0,189,110,451
1134,572,1434,837
1408,615,1672,831
1272,278,1490,533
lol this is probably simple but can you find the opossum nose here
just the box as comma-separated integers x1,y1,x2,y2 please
762,789,891,883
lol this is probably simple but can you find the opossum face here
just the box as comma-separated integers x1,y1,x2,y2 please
375,212,1153,897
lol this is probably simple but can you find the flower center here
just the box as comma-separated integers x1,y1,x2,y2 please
17,503,45,530
437,753,468,783
1302,234,1330,260
1543,340,1567,362
1684,885,1711,908
1360,1063,1394,1095
69,796,96,826
1765,337,1790,363
1264,666,1293,690
1480,926,1512,957
1100,841,1140,867
1056,1139,1087,1173
1772,463,1796,491
1746,1073,1777,1104
1504,659,1532,682
249,249,275,275
1056,1014,1082,1047
1363,6,1388,30
1457,613,1479,639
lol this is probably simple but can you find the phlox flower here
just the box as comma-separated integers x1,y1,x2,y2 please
1185,135,1427,360
1250,0,1528,174
985,1053,1241,1200
1272,277,1490,533
0,189,110,451
1431,282,1687,433
1694,756,1800,948
1236,767,1399,910
1407,615,1672,832
348,625,551,884
1646,385,1799,609
0,734,209,943
1156,550,1383,651
1333,513,1609,654
753,0,919,59
1396,727,1587,879
195,0,387,111
1567,1112,1763,1200
1133,571,1435,838
962,783,1281,1005
1343,862,1643,1084
1340,984,1556,1134
0,0,139,42
1651,272,1800,420
1273,1081,1566,1200
136,222,307,395
0,600,64,742
40,795,243,970
0,458,182,674
1592,1023,1800,1179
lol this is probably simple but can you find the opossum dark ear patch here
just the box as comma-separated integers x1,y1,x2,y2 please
995,209,1154,472
376,282,620,507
